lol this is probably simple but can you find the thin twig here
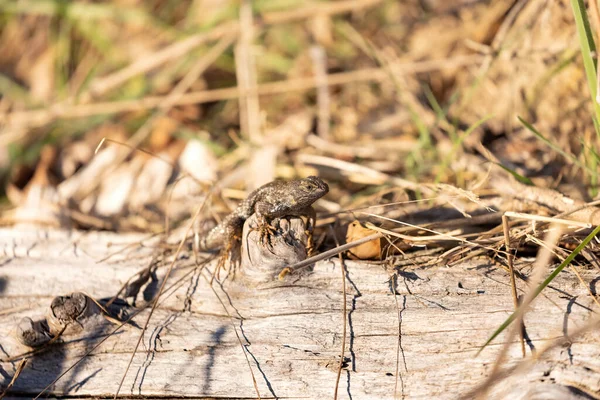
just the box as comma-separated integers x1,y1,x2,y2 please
364,223,464,242
0,359,27,399
329,226,347,399
471,225,563,400
284,232,383,274
502,214,525,357
465,308,600,400
263,0,383,24
504,211,592,229
363,212,511,256
529,234,600,310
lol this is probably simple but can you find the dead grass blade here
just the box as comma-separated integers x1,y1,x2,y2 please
501,214,524,357
469,225,564,399
466,308,600,399
362,212,509,256
478,224,600,355
0,359,27,399
527,233,600,309
329,225,348,400
518,116,596,175
282,232,383,276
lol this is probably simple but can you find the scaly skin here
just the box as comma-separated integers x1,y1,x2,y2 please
200,176,329,251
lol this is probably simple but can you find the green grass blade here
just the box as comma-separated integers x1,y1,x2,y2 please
570,0,600,121
591,117,600,197
493,163,534,186
528,225,600,300
581,137,600,163
423,84,447,123
477,225,600,355
518,116,596,174
581,136,600,197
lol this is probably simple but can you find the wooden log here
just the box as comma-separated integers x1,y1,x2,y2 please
0,227,599,398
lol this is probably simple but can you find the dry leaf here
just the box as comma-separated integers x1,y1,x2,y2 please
345,220,381,260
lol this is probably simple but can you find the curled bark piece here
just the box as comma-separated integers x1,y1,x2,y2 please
241,214,312,282
15,317,52,348
14,292,122,348
47,292,100,336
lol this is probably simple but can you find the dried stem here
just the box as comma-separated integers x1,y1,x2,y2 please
502,214,525,358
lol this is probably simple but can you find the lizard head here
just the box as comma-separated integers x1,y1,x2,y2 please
296,176,329,206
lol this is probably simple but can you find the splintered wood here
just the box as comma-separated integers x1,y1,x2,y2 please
1,228,599,399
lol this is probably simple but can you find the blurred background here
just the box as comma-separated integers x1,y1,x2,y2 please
0,0,597,231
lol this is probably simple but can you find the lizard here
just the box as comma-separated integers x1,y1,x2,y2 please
199,175,329,252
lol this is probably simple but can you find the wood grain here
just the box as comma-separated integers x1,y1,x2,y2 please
1,228,599,398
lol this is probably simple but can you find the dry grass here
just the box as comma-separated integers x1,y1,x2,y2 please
2,0,600,398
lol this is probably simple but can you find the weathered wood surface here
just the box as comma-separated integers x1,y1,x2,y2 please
1,227,600,399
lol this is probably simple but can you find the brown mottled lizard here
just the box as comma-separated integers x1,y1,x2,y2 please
200,176,329,251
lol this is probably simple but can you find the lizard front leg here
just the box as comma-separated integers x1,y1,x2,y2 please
253,201,279,246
